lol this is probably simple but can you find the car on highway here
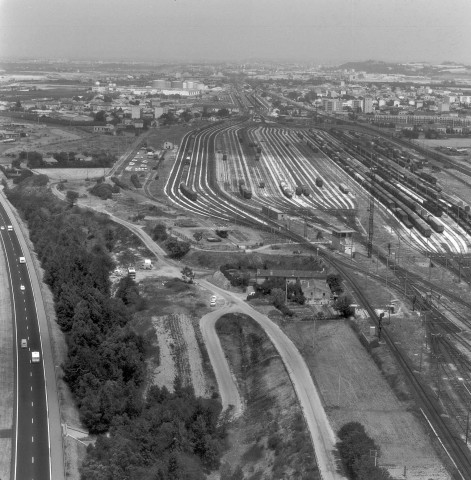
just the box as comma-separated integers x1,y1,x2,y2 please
21,339,27,348
0,226,4,231
19,256,26,263
7,225,12,231
210,295,217,307
31,351,40,363
20,284,25,291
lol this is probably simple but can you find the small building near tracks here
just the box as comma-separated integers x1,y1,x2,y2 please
331,227,355,255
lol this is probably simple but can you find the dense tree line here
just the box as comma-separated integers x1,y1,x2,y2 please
6,181,145,433
337,422,393,480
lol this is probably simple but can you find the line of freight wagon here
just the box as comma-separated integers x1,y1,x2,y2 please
310,127,471,235
325,144,439,237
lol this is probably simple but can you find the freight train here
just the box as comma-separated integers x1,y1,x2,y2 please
279,180,294,198
239,181,252,199
179,182,197,201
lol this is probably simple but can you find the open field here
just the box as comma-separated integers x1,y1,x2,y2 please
33,168,111,180
284,319,450,480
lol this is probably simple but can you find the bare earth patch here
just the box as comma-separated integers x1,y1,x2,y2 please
149,316,177,393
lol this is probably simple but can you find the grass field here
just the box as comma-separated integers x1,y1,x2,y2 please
33,168,111,180
284,320,450,480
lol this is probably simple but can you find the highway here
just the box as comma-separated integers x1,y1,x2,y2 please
0,200,50,480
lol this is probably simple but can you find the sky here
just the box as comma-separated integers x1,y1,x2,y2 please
0,0,470,64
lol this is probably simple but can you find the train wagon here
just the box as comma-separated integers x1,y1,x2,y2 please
428,216,444,233
279,180,294,198
339,183,349,194
419,171,437,185
239,183,252,199
261,205,284,220
315,177,324,188
179,182,197,201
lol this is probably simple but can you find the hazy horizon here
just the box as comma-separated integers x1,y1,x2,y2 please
1,0,470,65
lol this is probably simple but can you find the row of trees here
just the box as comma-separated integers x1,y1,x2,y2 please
7,180,146,434
17,150,116,169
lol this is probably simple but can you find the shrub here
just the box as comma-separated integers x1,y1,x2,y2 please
130,173,142,188
152,223,168,241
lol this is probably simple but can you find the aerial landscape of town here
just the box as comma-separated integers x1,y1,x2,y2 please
2,1,471,480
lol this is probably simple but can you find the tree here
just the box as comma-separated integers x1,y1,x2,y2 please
180,111,193,123
270,287,286,308
66,190,79,207
165,238,191,259
94,110,106,122
152,223,168,242
181,266,195,284
193,231,203,242
333,294,354,318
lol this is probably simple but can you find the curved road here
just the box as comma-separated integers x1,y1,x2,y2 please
200,282,345,480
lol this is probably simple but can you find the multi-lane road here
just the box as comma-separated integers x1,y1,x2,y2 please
0,198,51,480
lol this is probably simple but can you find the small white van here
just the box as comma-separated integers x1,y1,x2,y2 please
19,257,26,264
7,225,13,232
31,351,40,363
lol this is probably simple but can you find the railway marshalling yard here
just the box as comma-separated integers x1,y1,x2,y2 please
156,119,471,479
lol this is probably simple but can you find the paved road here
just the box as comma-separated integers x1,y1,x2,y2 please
0,196,52,480
0,201,50,480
